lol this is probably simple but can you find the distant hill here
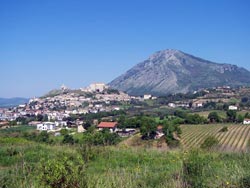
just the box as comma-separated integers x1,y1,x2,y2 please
0,98,29,107
109,49,250,96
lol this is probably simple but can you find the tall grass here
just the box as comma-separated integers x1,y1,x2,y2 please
1,137,250,188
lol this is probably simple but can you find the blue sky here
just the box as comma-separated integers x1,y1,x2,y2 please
1,0,250,98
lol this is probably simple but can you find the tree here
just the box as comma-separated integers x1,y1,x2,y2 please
237,114,244,123
185,114,207,124
36,114,44,121
245,112,250,119
226,110,237,122
139,117,157,139
42,114,49,122
118,115,126,129
241,97,248,103
208,112,221,123
162,120,181,148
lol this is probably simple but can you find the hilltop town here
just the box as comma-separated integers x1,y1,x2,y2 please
1,83,250,134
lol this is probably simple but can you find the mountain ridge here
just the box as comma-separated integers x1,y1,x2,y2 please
0,97,29,108
109,49,250,96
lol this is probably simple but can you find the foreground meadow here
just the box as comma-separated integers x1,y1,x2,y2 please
1,136,250,188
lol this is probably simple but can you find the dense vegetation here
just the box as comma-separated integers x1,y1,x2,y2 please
1,136,250,188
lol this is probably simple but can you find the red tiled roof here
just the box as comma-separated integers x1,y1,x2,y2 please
97,122,118,128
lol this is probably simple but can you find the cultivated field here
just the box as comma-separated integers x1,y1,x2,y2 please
181,124,250,152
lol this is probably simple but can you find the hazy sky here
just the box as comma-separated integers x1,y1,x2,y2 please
1,0,250,98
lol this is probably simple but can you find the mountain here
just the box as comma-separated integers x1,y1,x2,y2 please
0,98,29,108
109,49,250,96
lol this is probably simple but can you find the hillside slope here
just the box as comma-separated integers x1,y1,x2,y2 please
109,49,250,96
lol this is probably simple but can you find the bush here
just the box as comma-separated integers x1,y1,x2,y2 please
38,153,87,188
60,129,69,136
36,131,50,143
219,126,228,132
62,134,75,145
183,150,213,188
82,130,121,146
200,136,219,150
239,175,250,188
166,139,180,148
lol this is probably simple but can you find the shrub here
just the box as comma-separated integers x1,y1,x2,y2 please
38,153,87,188
200,136,219,150
219,126,228,132
62,134,75,145
36,131,49,143
60,129,69,136
239,175,250,188
182,150,213,188
166,139,180,148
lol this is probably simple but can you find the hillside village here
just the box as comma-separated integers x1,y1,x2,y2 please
1,84,250,135
0,83,131,121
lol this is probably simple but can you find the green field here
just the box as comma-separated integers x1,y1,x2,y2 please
1,140,250,188
1,124,250,187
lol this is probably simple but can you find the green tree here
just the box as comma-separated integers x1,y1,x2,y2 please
139,117,157,139
185,114,207,124
118,115,126,129
226,110,237,122
237,114,244,123
42,114,49,122
245,112,250,119
162,120,181,148
208,111,221,123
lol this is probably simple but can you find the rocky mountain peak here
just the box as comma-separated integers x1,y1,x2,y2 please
148,49,182,61
109,50,250,96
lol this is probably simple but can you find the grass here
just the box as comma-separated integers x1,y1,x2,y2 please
191,110,227,119
0,135,250,188
1,124,250,187
0,125,35,134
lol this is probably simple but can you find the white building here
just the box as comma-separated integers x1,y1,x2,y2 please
168,103,176,108
55,121,67,127
229,105,238,110
61,84,68,91
37,122,56,131
243,119,250,125
143,94,152,100
89,83,108,92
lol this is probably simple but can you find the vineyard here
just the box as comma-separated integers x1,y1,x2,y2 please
181,124,250,152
